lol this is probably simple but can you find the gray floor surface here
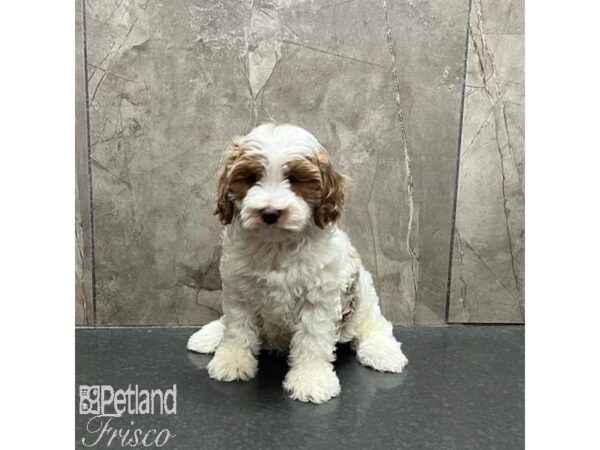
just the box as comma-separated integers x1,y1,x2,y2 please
76,326,524,449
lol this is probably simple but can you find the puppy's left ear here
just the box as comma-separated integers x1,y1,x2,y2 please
215,139,242,225
314,152,349,228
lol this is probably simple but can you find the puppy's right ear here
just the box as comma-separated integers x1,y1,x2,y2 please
215,139,242,225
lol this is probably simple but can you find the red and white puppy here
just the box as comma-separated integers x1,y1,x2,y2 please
188,123,408,404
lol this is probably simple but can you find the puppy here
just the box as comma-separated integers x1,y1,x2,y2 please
187,123,408,403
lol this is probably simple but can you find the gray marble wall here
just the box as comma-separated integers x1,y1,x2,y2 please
448,0,525,323
76,0,524,326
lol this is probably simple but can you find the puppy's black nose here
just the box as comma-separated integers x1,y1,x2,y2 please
261,208,281,225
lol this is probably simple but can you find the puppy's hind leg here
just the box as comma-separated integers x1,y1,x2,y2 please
187,317,225,354
353,270,408,373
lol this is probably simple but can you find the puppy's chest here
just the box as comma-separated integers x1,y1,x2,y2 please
224,233,353,327
253,262,323,306
248,256,338,322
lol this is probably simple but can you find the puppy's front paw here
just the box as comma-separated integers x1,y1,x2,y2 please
206,344,258,382
356,335,408,373
283,362,341,404
187,320,224,354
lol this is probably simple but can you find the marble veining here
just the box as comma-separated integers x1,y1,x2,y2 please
76,0,93,325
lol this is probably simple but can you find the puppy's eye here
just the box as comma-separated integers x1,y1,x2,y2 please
245,174,258,184
286,175,297,183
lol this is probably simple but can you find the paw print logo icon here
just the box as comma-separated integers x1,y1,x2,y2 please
79,385,100,415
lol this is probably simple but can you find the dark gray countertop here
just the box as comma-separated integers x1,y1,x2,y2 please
76,326,524,449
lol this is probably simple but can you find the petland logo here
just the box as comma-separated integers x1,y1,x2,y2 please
78,385,177,448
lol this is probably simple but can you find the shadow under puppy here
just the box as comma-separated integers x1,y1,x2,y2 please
187,123,408,404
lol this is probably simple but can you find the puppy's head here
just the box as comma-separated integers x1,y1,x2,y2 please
215,123,347,235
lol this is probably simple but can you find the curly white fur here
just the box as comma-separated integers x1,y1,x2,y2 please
187,124,408,404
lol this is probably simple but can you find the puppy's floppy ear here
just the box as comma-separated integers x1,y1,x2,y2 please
215,139,242,225
314,151,349,228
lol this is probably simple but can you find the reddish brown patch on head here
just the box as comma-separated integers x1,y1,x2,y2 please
285,157,323,205
228,153,266,200
286,149,348,228
215,139,266,224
